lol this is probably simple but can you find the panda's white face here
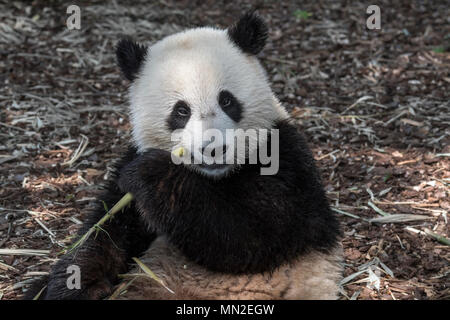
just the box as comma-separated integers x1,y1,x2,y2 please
120,15,288,178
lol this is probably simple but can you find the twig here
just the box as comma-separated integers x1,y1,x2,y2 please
405,227,450,246
33,286,47,300
316,150,339,161
0,249,50,256
370,214,430,224
0,261,18,271
0,121,27,132
331,207,368,221
424,228,450,246
62,192,134,255
131,257,174,294
108,277,138,300
62,134,89,167
341,96,373,114
368,201,390,216
33,217,56,237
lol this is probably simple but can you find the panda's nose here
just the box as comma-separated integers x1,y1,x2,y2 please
201,144,228,157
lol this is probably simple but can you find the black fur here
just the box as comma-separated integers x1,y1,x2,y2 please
118,119,341,274
166,100,192,131
116,38,148,81
24,148,156,300
227,11,268,55
23,275,49,300
218,90,243,122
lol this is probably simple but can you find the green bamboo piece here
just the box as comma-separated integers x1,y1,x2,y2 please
62,192,134,255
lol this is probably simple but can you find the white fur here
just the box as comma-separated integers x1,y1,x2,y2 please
128,27,288,176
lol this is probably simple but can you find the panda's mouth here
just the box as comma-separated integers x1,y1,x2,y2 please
177,145,236,178
199,163,228,169
194,163,235,178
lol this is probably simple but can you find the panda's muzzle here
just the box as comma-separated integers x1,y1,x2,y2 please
190,144,230,166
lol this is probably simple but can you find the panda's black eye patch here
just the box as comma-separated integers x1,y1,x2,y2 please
218,90,243,122
167,101,191,131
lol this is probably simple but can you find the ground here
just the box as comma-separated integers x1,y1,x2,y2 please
0,0,449,300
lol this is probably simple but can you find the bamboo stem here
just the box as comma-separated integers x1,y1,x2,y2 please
424,228,450,246
62,192,134,254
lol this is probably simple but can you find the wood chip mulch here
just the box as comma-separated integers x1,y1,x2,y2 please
0,0,448,300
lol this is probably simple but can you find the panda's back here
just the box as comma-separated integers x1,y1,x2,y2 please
114,236,342,300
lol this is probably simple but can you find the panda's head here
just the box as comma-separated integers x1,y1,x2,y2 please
117,12,288,178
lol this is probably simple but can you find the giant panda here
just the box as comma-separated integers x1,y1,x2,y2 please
25,12,342,300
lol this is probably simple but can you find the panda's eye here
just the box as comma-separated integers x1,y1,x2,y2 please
175,102,191,117
219,94,232,108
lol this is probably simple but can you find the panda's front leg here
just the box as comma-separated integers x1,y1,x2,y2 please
39,188,155,300
43,240,123,300
39,191,155,299
25,148,156,300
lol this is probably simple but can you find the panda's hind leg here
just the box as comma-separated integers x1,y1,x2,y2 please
113,237,343,300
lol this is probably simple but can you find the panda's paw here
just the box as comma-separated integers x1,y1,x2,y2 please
45,276,113,300
118,148,172,194
43,257,114,300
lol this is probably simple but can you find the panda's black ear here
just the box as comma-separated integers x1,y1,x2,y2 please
116,38,148,81
227,11,268,55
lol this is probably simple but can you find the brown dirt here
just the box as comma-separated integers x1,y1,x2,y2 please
0,0,449,300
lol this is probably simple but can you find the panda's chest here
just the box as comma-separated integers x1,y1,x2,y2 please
114,236,342,300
